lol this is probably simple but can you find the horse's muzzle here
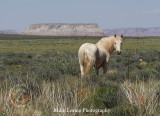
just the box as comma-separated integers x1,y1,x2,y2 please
117,51,121,55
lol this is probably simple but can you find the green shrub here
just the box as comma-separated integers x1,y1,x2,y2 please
94,86,119,109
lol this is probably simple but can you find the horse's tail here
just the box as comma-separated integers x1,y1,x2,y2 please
84,56,94,77
82,49,95,77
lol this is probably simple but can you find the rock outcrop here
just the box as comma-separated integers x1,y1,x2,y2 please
104,27,160,37
0,30,18,34
22,23,104,36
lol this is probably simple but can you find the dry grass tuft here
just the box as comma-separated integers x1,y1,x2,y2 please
122,79,160,115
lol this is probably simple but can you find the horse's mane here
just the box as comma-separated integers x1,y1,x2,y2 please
96,36,116,54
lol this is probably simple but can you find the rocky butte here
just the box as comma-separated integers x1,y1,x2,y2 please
22,23,104,36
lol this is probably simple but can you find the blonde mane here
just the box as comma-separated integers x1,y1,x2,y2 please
96,36,122,54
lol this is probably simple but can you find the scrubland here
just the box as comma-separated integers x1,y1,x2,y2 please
0,34,160,116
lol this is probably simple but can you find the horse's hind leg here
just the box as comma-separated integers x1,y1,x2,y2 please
84,61,93,77
80,64,85,77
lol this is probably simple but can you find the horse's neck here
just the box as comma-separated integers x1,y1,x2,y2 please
97,38,115,55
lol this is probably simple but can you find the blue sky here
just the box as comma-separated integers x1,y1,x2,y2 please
1,0,160,32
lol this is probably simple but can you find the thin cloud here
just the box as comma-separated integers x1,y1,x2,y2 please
140,9,160,14
98,16,102,19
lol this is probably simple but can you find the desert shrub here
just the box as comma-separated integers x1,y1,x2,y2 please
106,72,126,82
93,83,121,109
2,52,33,66
155,62,160,71
0,52,80,81
140,68,158,81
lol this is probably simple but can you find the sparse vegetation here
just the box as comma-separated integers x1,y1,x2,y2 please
0,34,160,115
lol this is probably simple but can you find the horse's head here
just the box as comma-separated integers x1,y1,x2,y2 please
114,34,123,55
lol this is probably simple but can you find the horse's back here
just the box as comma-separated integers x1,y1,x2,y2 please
79,43,97,50
78,43,98,54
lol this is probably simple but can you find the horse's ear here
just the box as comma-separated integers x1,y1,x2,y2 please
121,35,123,38
114,34,117,38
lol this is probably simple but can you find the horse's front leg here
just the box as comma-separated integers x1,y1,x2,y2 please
96,67,99,76
103,55,110,74
103,62,108,74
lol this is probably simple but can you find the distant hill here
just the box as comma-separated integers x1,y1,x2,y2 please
22,23,104,36
0,30,18,34
103,27,160,37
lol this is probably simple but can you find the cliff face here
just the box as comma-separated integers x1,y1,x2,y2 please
104,27,160,37
22,23,104,36
0,30,18,34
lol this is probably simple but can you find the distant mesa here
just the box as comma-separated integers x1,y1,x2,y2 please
104,27,160,37
22,23,104,36
0,30,18,34
2,25,160,37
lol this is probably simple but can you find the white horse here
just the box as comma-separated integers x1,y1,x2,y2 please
78,35,123,77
